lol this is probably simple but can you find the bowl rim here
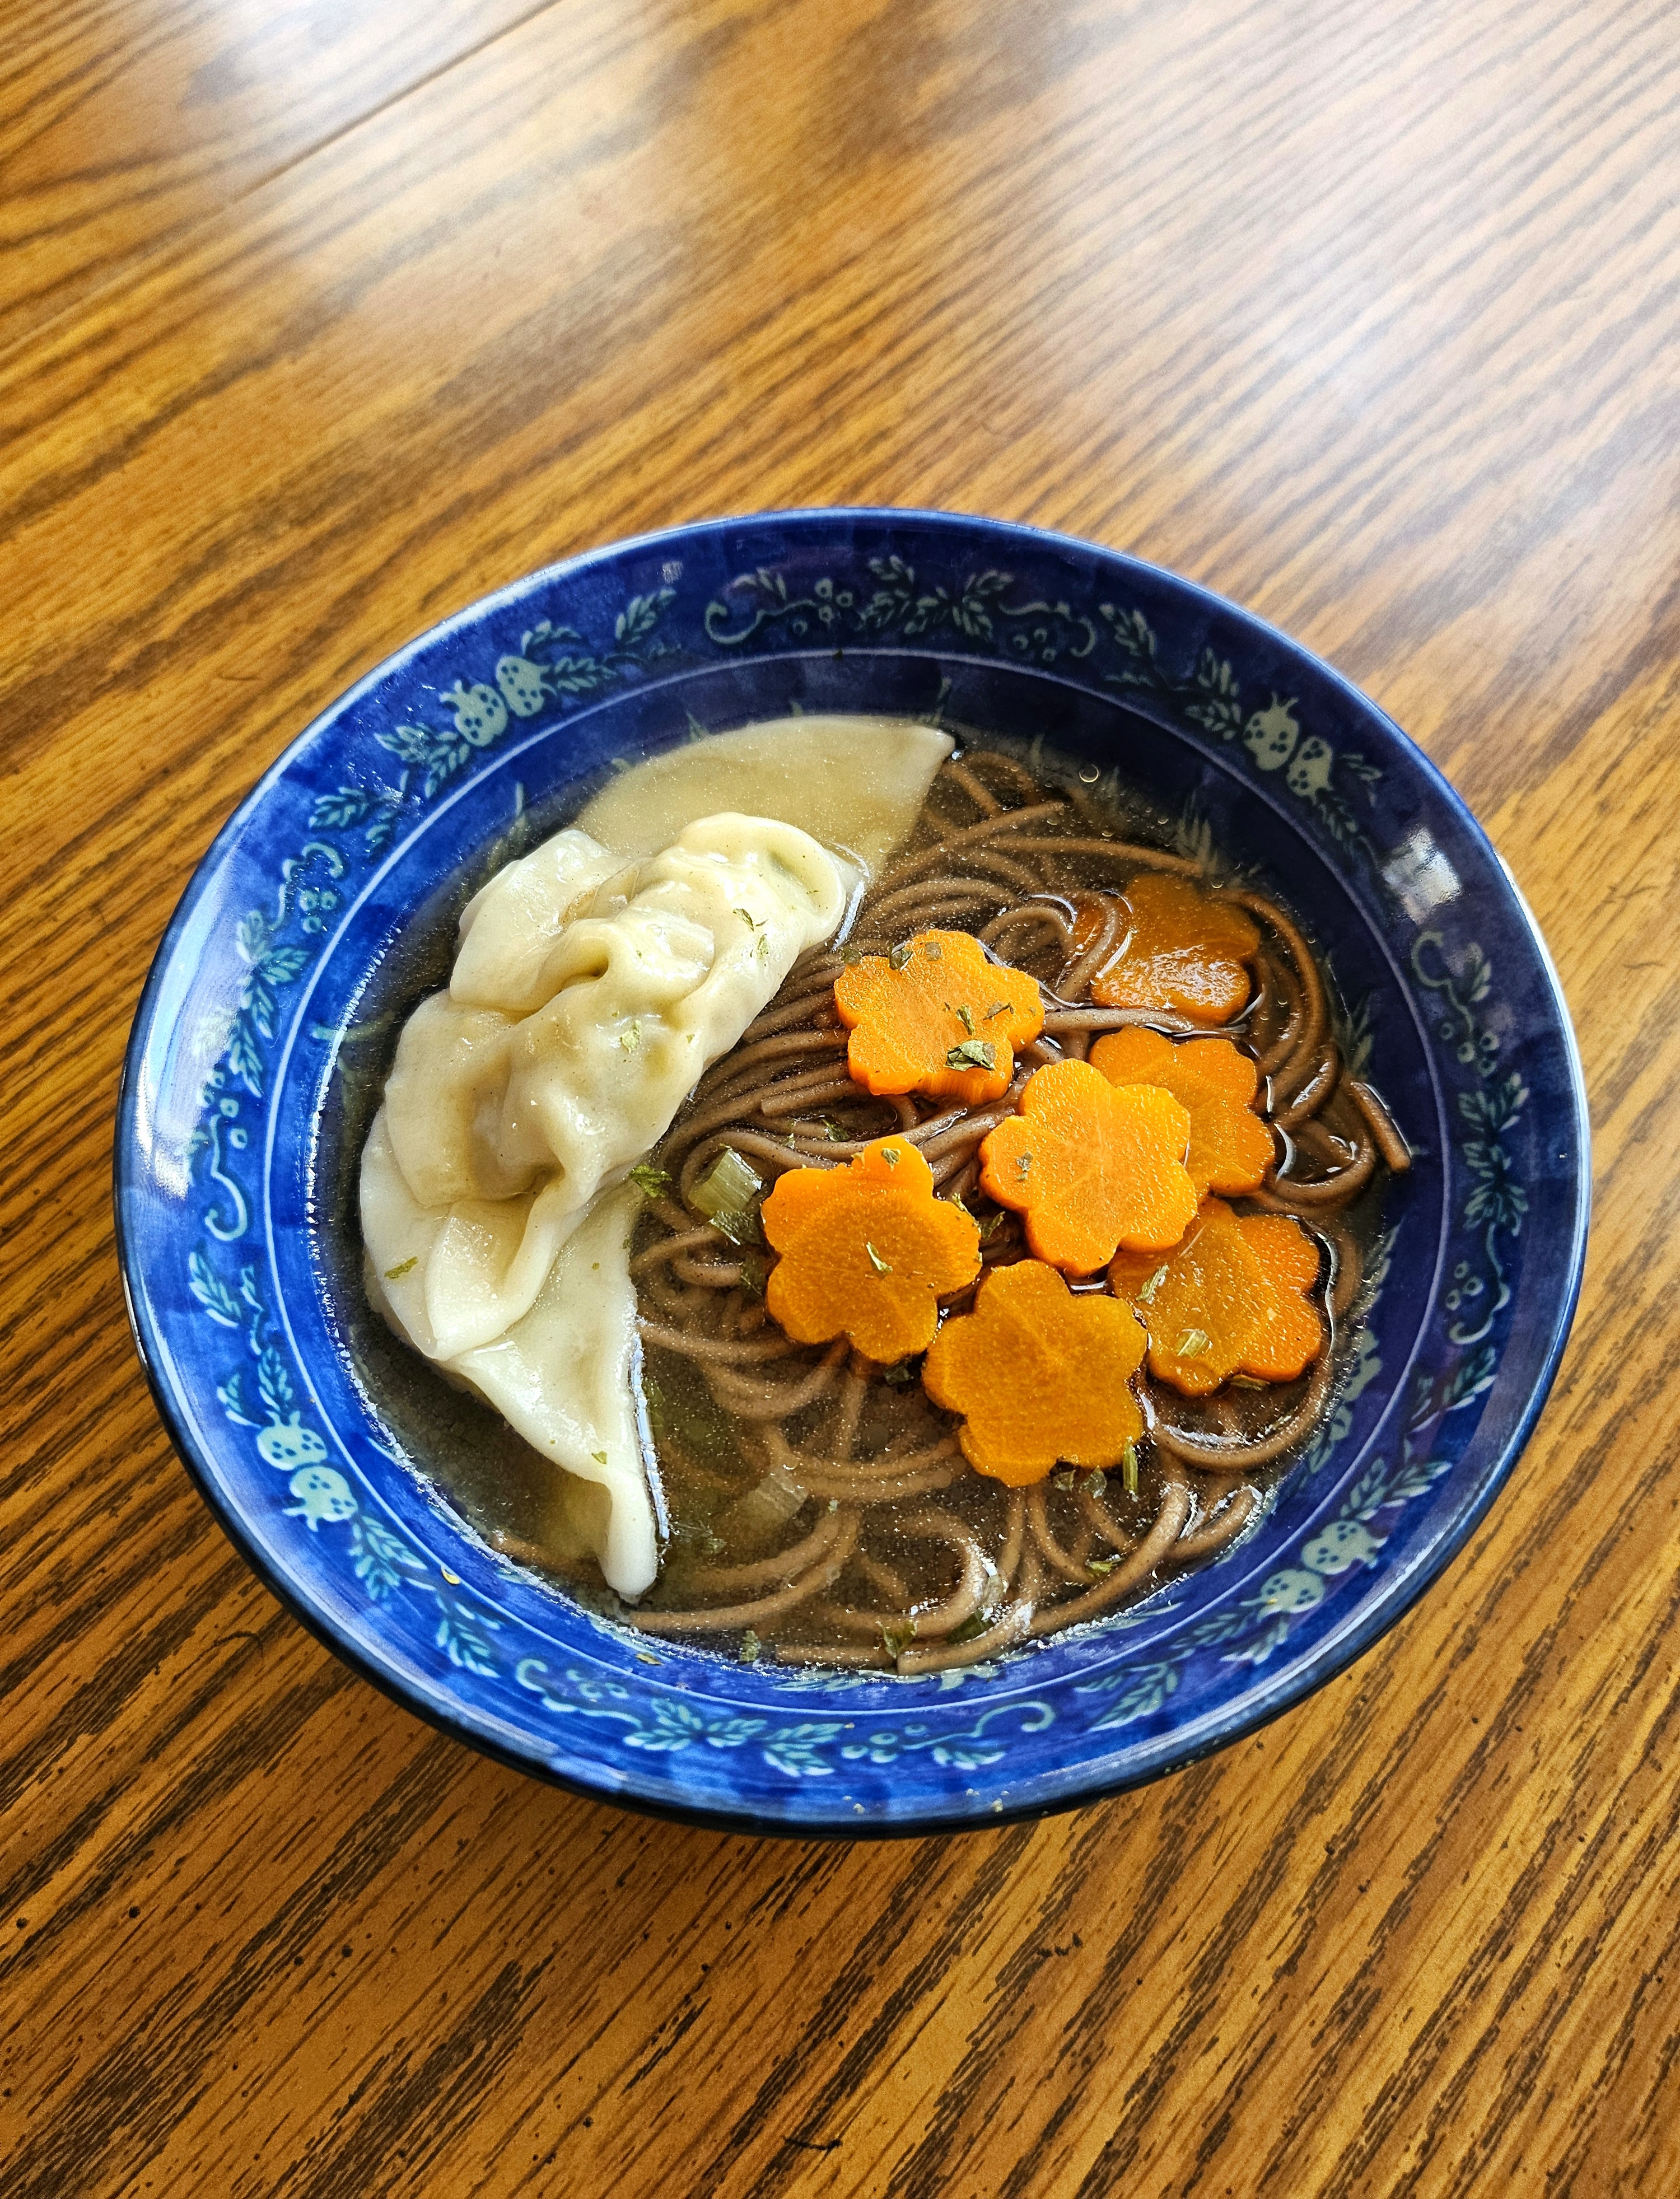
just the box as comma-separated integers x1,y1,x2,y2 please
114,503,1592,1837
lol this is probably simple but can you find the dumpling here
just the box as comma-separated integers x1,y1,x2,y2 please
374,812,848,1357
363,1159,656,1596
575,715,953,869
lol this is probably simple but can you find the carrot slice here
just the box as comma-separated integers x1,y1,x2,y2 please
1089,1026,1273,1197
762,1136,982,1364
834,930,1043,1105
977,1057,1197,1275
922,1259,1146,1485
1077,874,1259,1024
1109,1197,1322,1395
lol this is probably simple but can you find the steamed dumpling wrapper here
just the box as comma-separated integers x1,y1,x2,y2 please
450,825,626,1014
375,813,850,1356
365,1165,657,1594
362,813,848,1595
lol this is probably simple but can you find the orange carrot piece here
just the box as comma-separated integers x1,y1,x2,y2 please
1233,1213,1323,1381
1077,874,1259,1024
762,1136,982,1364
834,930,1043,1105
922,1259,1146,1485
1109,1198,1322,1395
1089,1025,1273,1196
978,1057,1197,1275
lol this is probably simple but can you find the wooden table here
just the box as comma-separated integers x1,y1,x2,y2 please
4,2,1677,2191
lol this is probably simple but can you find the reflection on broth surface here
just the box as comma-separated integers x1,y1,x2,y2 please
345,721,1406,1675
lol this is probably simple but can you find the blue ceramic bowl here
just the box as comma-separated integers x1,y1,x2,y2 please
116,509,1589,1835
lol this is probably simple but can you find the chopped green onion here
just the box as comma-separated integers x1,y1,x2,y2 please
1122,1442,1140,1497
692,1147,764,1246
1086,1558,1118,1578
1136,1264,1168,1304
880,1619,917,1656
1177,1327,1212,1358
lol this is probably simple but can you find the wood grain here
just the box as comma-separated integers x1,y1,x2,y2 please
3,0,1678,2191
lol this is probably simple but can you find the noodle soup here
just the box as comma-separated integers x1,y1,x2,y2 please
356,720,1407,1675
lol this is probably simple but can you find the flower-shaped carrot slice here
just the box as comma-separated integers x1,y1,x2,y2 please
1109,1198,1322,1395
1089,1026,1273,1197
977,1058,1197,1275
762,1136,982,1363
922,1259,1146,1485
834,930,1043,1106
1233,1213,1323,1382
1079,874,1259,1025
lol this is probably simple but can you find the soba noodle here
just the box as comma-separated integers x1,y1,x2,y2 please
619,744,1404,1671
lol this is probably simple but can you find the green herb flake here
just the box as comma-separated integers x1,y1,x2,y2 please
977,1208,1010,1244
944,1611,992,1646
1122,1442,1140,1497
1087,1558,1118,1578
1136,1264,1168,1304
984,1000,1010,1021
865,1240,894,1275
382,1256,418,1281
883,1357,918,1387
923,941,942,960
945,1037,997,1073
953,1003,976,1035
619,1021,641,1053
740,1629,762,1663
1052,1468,1076,1491
756,931,771,964
628,1161,673,1199
1177,1327,1212,1358
1015,1151,1034,1179
880,1619,917,1657
889,941,914,970
591,1449,609,1465
734,906,763,931
880,1145,899,1166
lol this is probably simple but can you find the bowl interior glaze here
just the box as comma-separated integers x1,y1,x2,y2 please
117,509,1589,1834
